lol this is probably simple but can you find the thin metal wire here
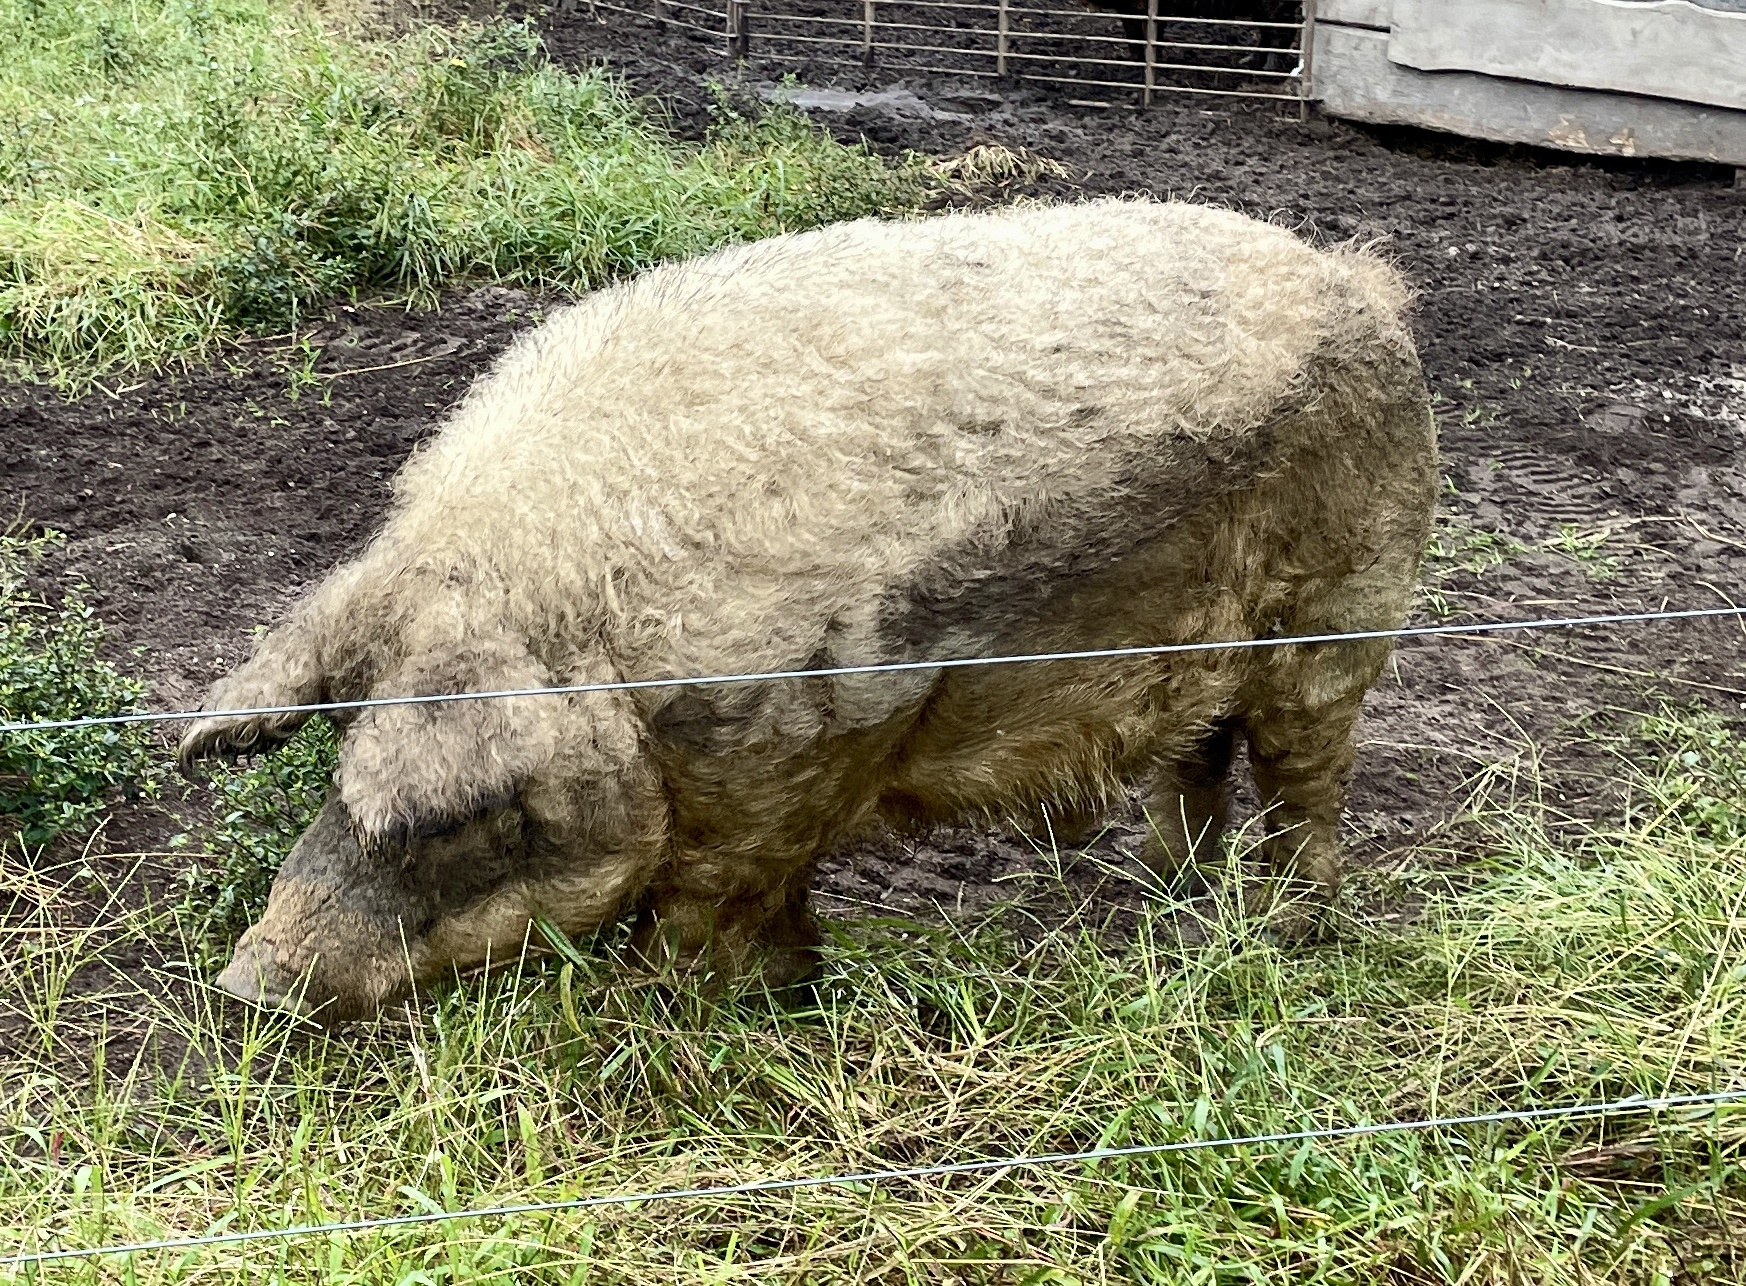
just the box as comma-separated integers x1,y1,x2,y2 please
5,1089,1738,1267
3,606,1740,737
589,0,721,30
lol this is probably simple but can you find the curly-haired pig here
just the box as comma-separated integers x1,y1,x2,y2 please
180,198,1437,1022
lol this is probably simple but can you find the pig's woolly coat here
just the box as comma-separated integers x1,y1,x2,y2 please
188,197,1435,995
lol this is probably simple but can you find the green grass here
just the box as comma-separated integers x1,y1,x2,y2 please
0,0,927,379
0,710,1741,1282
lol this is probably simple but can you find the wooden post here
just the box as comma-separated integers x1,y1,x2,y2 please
654,0,668,32
1142,0,1157,108
996,0,1010,77
863,0,876,66
1299,0,1317,120
727,0,749,60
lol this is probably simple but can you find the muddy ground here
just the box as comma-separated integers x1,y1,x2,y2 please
2,10,1744,1063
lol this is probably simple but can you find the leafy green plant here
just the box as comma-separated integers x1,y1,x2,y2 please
1423,516,1525,578
0,530,155,845
1418,515,1527,618
1,0,928,380
184,716,338,934
1630,706,1746,844
1544,522,1620,579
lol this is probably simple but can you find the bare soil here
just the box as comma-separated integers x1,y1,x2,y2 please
3,11,1745,1059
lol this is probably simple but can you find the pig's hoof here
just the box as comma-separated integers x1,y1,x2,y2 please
215,944,317,1020
1241,880,1333,944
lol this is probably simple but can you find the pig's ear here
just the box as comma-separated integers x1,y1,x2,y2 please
334,636,566,847
178,626,326,774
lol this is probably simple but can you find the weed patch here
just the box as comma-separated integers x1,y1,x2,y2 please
179,718,337,938
0,530,154,845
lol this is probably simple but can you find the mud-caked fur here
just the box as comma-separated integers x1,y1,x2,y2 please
183,199,1437,1022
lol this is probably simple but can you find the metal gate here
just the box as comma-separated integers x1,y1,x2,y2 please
584,0,1315,107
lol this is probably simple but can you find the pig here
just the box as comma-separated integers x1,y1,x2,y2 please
180,198,1437,1023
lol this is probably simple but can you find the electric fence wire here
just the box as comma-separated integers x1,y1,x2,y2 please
5,1090,1741,1267
4,607,1743,1264
2,605,1742,738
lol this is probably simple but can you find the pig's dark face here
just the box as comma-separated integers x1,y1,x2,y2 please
215,793,537,1021
187,656,669,1023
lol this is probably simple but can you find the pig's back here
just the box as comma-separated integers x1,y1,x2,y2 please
382,199,1422,680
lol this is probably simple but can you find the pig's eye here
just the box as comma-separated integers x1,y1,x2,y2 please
409,812,473,844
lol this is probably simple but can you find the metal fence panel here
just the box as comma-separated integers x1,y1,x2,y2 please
590,0,1314,107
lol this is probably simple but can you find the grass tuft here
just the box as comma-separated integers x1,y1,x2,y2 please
1,0,928,380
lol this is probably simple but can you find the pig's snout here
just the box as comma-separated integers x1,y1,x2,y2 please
214,794,430,1024
215,937,317,1018
214,902,416,1025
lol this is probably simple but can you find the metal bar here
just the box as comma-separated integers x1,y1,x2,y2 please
636,12,721,35
688,47,1008,75
771,32,996,55
1004,29,1301,54
1004,5,1299,26
1143,0,1157,108
644,0,721,15
997,0,1010,76
1002,47,1299,74
754,29,883,47
1017,71,1302,98
1300,0,1318,115
760,14,986,34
